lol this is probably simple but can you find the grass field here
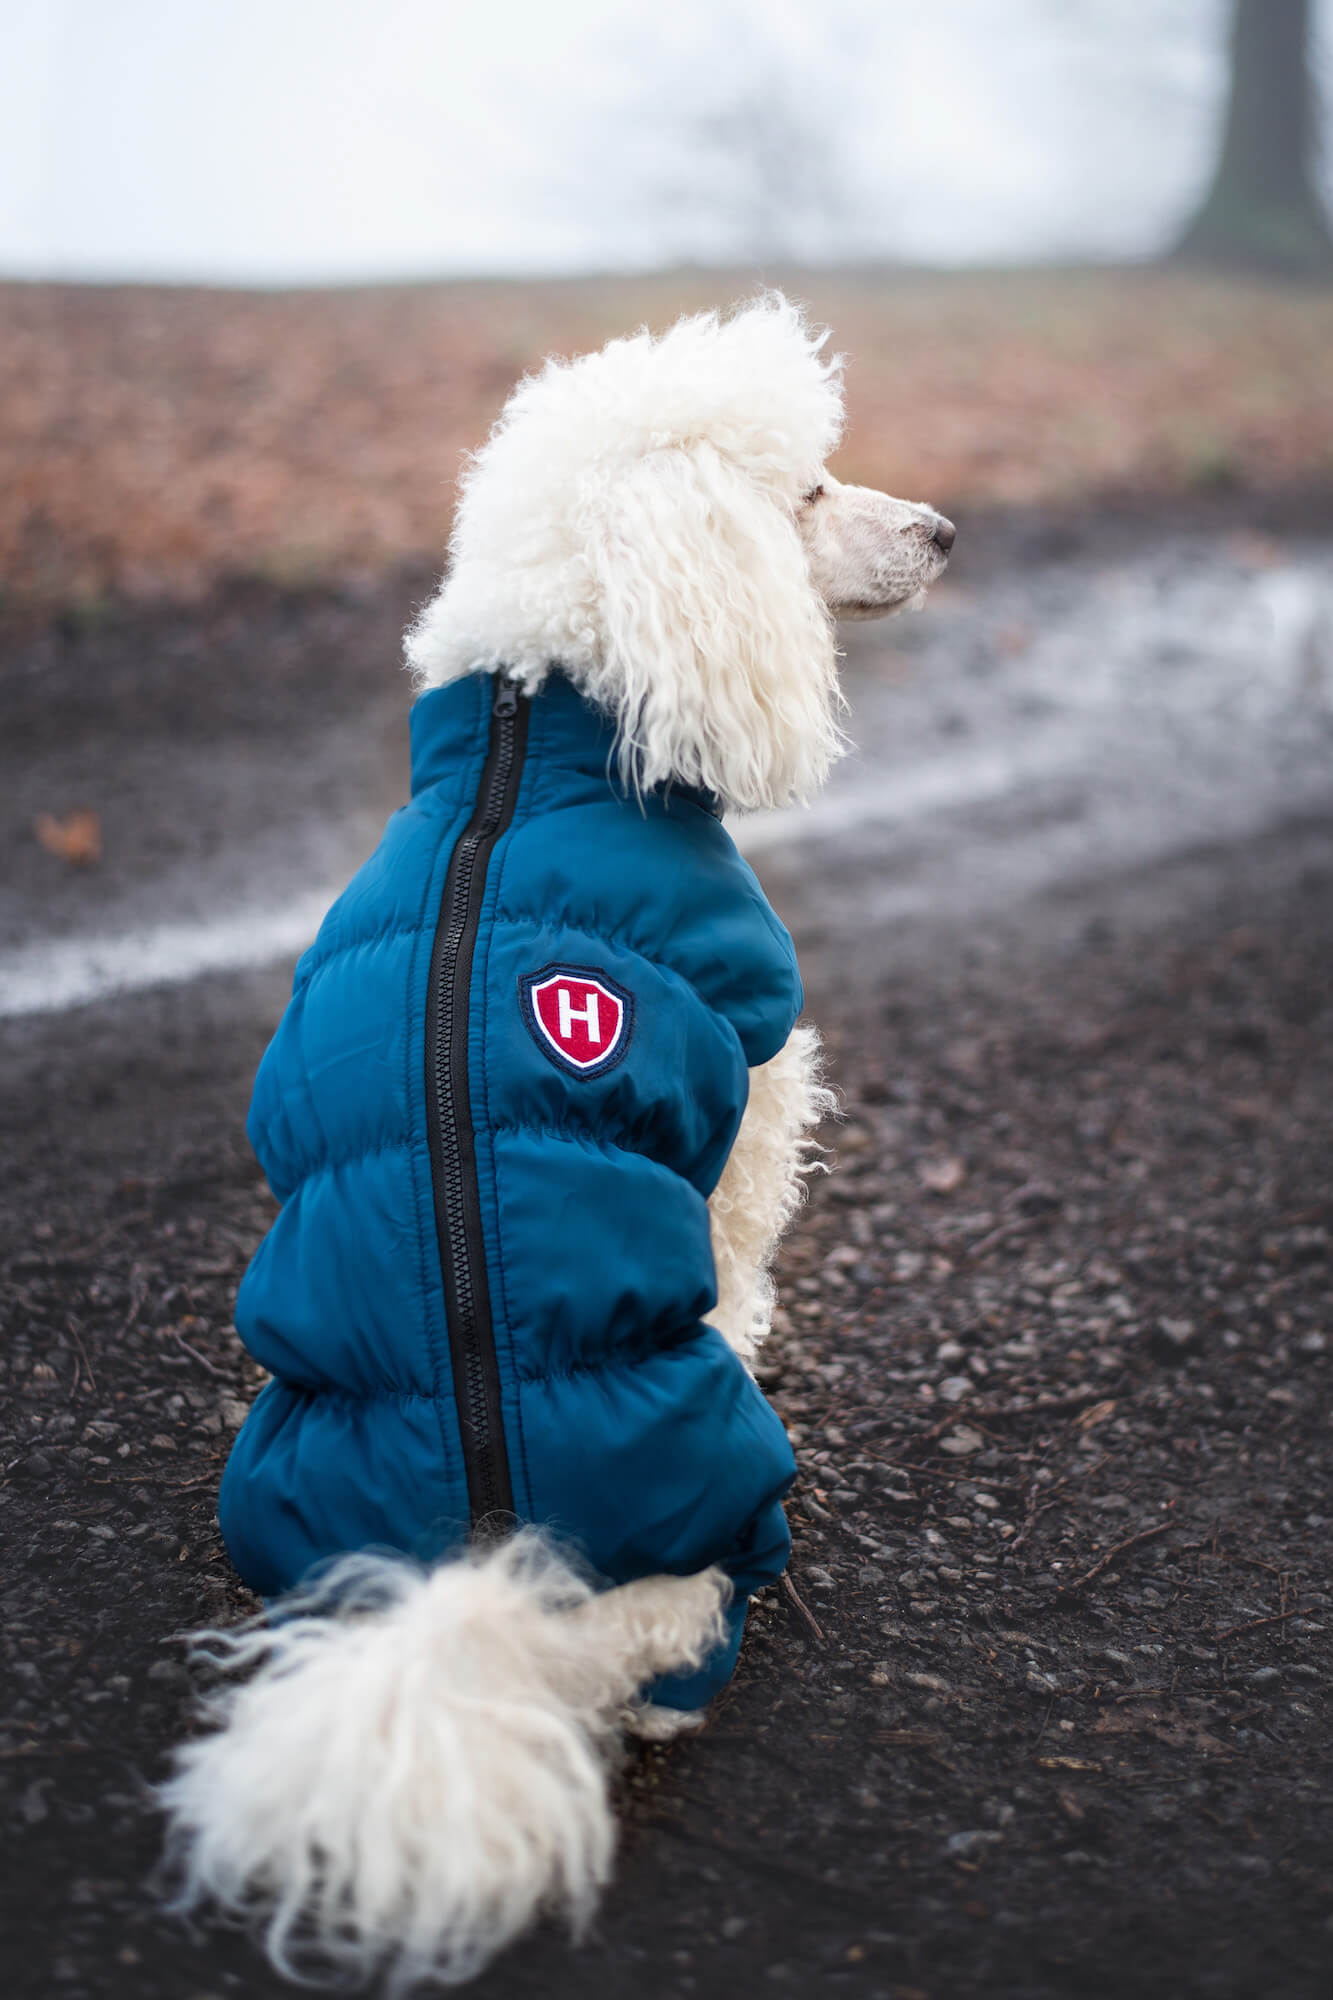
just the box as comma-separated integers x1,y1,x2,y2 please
4,266,1333,612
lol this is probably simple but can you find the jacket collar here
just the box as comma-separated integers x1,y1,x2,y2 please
409,670,721,818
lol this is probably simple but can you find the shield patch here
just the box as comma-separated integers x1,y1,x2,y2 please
522,967,633,1076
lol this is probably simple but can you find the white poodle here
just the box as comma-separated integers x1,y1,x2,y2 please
160,294,952,1990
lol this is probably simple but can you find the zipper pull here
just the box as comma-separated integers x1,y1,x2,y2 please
492,675,518,718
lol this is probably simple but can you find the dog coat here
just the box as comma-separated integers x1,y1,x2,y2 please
219,669,800,1706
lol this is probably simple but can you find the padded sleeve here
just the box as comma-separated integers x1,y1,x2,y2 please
494,795,804,1070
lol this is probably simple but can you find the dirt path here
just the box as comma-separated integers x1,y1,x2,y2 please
1,518,1330,1998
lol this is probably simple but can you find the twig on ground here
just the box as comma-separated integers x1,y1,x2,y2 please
171,1331,227,1378
1216,1609,1303,1643
968,1217,1039,1261
912,1388,1121,1451
781,1571,827,1645
119,1268,148,1339
870,1455,1024,1492
1056,1521,1173,1597
1011,1471,1070,1552
42,1210,154,1266
87,1474,219,1491
66,1319,97,1393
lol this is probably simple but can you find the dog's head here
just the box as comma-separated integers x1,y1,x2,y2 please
407,295,952,812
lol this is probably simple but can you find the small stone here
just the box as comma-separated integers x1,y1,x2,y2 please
20,1780,50,1825
946,1829,1003,1859
920,1156,966,1195
940,1425,985,1457
939,1376,971,1403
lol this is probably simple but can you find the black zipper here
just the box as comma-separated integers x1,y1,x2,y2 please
424,674,529,1528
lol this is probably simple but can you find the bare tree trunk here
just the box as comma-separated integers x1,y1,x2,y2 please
1175,0,1332,277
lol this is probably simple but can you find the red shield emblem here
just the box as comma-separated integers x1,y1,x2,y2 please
522,967,632,1076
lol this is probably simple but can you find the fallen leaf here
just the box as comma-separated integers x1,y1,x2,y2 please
1094,1702,1232,1758
1074,1399,1117,1431
34,809,101,867
1036,1756,1104,1773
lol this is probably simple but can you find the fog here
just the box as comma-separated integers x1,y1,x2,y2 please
3,0,1331,284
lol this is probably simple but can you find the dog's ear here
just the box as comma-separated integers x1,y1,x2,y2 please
582,441,844,813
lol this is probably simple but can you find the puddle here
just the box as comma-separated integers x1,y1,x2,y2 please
2,536,1330,1019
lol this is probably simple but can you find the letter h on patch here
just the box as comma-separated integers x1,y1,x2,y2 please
522,966,633,1076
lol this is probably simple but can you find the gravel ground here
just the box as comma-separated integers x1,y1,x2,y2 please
1,529,1331,1998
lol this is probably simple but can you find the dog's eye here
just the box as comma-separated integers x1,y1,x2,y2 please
802,484,825,505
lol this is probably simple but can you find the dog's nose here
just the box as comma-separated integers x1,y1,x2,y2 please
932,516,956,555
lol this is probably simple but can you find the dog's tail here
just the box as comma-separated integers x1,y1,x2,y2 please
158,1535,729,1990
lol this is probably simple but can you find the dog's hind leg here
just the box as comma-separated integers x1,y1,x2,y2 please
707,1023,836,1367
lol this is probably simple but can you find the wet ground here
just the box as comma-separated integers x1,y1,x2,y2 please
1,503,1331,1998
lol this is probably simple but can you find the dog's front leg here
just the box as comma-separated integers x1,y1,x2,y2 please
707,1024,836,1367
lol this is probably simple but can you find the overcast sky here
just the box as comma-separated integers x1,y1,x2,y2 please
3,0,1331,283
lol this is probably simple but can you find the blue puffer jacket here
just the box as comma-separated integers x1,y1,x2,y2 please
219,670,800,1707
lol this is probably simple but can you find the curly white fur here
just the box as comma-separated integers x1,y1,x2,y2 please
159,1537,728,1992
406,295,950,813
708,1025,837,1365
